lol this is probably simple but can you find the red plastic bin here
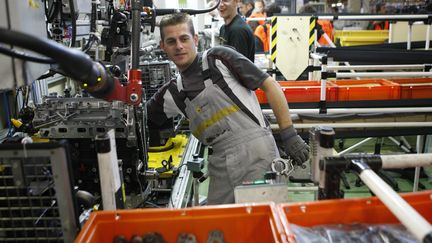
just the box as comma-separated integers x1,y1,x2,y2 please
277,191,432,241
75,203,287,243
328,79,400,101
387,78,432,99
255,80,338,104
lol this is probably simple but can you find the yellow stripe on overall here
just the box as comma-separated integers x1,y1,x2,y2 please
193,105,240,138
309,17,316,50
271,16,277,64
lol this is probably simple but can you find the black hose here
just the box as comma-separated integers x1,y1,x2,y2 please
0,27,101,85
0,46,55,64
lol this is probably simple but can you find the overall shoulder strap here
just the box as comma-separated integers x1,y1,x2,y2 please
201,50,261,126
167,75,188,118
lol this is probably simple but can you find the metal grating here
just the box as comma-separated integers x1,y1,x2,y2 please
0,142,78,243
140,61,172,100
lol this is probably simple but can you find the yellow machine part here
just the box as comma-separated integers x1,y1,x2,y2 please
147,134,189,178
31,136,50,143
334,30,389,46
29,133,189,178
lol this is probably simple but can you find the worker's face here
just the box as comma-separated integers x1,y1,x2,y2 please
218,0,238,20
238,3,248,16
160,23,198,72
254,1,264,13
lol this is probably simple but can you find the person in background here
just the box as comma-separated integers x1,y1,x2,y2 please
219,0,255,62
368,2,389,30
254,3,281,52
249,0,266,25
148,13,309,204
238,0,254,18
298,4,334,46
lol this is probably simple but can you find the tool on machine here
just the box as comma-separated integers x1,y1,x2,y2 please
187,154,206,206
271,157,294,180
234,161,291,203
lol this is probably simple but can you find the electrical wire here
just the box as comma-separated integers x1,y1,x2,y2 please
2,92,13,137
68,0,76,47
81,0,99,54
44,0,60,23
25,85,30,108
5,0,18,93
14,88,20,117
81,34,100,53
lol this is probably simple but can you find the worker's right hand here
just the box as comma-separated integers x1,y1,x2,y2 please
280,125,310,164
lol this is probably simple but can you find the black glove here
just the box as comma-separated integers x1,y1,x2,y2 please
280,125,310,164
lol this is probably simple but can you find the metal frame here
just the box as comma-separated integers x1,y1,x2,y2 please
169,135,201,208
0,141,79,242
320,154,432,242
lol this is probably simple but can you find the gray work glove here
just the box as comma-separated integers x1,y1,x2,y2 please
280,125,310,164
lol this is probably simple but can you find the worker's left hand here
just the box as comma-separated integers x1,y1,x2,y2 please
280,125,310,164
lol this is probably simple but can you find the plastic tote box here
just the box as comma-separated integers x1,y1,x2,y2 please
75,203,288,243
278,191,432,241
255,80,338,104
387,78,432,100
328,79,400,101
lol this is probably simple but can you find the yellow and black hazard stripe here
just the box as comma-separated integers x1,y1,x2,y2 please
309,17,317,51
270,16,277,64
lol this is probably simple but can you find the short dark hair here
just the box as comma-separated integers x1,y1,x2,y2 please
159,13,195,41
299,4,317,14
265,3,281,17
376,3,386,13
243,0,254,7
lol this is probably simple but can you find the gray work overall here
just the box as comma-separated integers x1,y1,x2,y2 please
177,51,279,204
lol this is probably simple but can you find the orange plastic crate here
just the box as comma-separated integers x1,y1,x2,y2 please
277,191,432,239
255,81,338,104
387,78,432,99
328,79,400,101
75,203,287,243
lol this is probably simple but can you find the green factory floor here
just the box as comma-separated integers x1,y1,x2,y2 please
199,136,432,204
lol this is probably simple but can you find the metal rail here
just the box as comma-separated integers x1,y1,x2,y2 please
169,135,201,208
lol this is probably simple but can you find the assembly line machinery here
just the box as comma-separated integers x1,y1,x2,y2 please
1,1,432,241
0,0,220,241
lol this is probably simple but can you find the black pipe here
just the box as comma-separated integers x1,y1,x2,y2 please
153,0,220,16
0,27,106,86
0,46,55,64
326,49,432,64
131,0,141,69
90,0,97,33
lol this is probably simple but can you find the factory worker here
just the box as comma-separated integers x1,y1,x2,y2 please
147,13,309,204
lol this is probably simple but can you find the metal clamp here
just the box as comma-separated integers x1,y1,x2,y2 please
271,158,294,176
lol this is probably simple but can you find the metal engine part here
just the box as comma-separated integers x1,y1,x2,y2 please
33,97,137,142
32,97,144,195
